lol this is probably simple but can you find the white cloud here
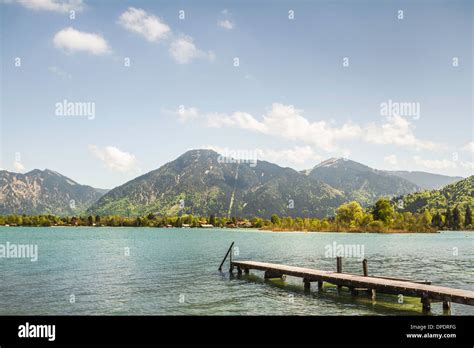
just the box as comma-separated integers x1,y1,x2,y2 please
217,19,234,30
118,7,170,42
463,141,474,154
384,154,398,166
117,8,213,65
218,9,235,30
48,66,71,79
412,156,473,175
89,145,138,172
413,156,457,170
169,36,195,64
207,111,267,132
460,161,474,170
13,161,25,172
179,103,440,154
14,0,84,13
169,35,215,64
175,106,199,122
53,27,111,55
207,103,360,152
364,115,436,150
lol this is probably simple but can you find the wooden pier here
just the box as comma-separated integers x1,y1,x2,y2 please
219,243,474,312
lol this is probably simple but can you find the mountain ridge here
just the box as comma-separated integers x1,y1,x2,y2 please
0,150,467,217
394,175,473,213
88,149,345,218
385,170,463,190
305,157,421,206
0,169,107,215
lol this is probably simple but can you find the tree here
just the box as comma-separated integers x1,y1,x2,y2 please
336,201,364,227
420,210,432,227
295,217,304,229
190,215,199,227
270,214,281,226
135,217,143,227
39,216,51,227
209,214,216,226
71,216,78,226
452,206,461,230
185,214,193,224
444,208,453,230
372,199,395,225
431,212,443,229
359,212,374,227
284,216,295,229
465,205,472,228
368,220,385,232
87,215,94,226
251,217,263,228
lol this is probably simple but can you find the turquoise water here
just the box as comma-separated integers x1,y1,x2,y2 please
0,227,472,315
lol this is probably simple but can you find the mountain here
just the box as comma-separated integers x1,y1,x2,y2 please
394,176,474,213
2,153,468,218
305,158,420,206
385,171,463,190
94,188,110,195
88,149,345,218
0,169,105,215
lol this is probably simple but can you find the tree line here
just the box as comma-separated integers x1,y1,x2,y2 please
0,199,472,232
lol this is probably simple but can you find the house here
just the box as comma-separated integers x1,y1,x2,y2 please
237,221,252,228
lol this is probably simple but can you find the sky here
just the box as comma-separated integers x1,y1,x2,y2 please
0,0,473,189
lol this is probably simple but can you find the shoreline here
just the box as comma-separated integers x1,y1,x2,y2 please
261,228,441,234
1,225,470,234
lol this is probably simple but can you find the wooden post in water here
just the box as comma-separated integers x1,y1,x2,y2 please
336,257,342,291
317,280,323,291
362,259,374,297
421,293,431,312
336,257,342,273
229,244,233,273
303,278,311,291
362,259,368,276
218,241,235,272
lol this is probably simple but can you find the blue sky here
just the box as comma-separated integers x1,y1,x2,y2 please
1,0,473,188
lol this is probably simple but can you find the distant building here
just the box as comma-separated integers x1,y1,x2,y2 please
237,221,252,228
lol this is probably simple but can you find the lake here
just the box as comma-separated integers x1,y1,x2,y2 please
0,227,472,315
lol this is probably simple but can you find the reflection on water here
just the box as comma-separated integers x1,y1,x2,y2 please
0,227,472,315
